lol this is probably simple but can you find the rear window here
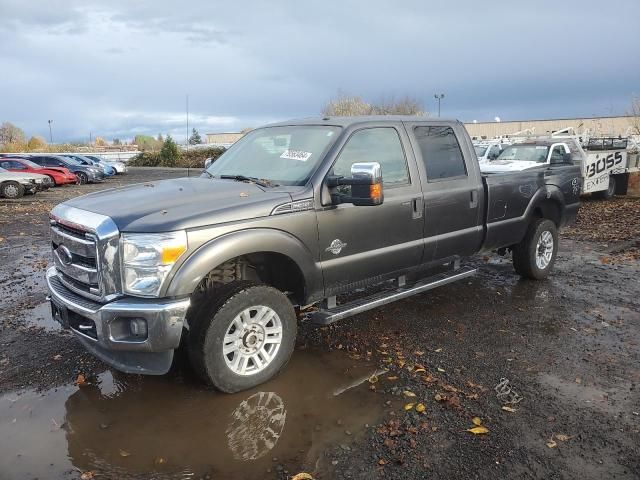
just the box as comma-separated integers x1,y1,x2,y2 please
414,126,467,181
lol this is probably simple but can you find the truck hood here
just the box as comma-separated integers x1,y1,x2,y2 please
480,160,544,173
63,177,293,232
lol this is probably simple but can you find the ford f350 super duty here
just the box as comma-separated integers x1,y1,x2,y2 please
46,116,581,392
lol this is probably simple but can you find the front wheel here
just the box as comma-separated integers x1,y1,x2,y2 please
76,171,88,184
187,281,297,393
1,181,25,199
512,218,558,280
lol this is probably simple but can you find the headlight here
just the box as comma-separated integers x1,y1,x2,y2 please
122,231,187,297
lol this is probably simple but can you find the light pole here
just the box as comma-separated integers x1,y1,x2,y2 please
47,120,53,143
434,94,445,117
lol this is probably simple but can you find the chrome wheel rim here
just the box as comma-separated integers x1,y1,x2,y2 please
223,306,283,376
4,184,19,197
536,231,554,269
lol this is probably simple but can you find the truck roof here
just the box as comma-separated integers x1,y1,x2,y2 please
265,116,460,128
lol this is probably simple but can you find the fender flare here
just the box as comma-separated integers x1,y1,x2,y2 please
163,228,322,300
523,184,566,224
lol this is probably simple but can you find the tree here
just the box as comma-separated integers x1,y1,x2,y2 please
628,95,640,135
160,135,179,166
27,136,47,150
135,134,161,151
95,136,107,146
0,122,26,146
157,133,164,142
321,92,427,117
189,128,202,145
113,138,121,145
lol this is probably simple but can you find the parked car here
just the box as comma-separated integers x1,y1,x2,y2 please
28,154,104,184
46,116,581,393
85,155,127,174
63,154,116,176
0,157,77,186
0,166,47,198
473,141,509,163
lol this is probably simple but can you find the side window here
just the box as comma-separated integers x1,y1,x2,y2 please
414,126,467,181
0,161,10,169
332,128,409,186
550,146,565,163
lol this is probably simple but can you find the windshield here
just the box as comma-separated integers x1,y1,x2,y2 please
205,125,341,186
474,146,488,157
22,159,43,168
61,156,82,165
497,145,548,163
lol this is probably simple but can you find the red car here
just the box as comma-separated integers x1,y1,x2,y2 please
0,157,77,186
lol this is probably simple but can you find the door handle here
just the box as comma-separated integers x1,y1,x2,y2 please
412,197,423,219
470,190,478,208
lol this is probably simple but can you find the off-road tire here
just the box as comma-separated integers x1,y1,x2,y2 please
1,181,25,199
512,218,558,280
187,281,297,393
76,171,88,184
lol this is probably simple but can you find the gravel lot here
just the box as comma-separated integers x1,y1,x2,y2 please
0,168,638,480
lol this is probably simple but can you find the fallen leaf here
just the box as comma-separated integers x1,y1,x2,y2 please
415,403,426,413
382,357,393,364
386,376,398,381
437,367,445,373
555,434,572,442
414,367,426,373
467,426,489,435
501,406,517,413
472,417,482,426
383,438,395,449
75,374,87,386
80,472,96,480
404,403,415,411
154,457,167,465
53,354,62,361
414,351,425,356
119,449,131,457
434,348,443,352
291,473,314,480
368,374,379,384
378,458,387,465
423,375,437,383
434,393,445,402
403,391,416,398
546,439,557,448
397,360,406,368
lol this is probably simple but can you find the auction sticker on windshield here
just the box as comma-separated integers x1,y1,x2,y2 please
280,150,312,161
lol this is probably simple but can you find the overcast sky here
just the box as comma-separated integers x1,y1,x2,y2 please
1,0,638,143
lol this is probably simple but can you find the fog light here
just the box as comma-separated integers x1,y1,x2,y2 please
129,318,148,338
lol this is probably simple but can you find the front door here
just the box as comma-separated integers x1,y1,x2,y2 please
316,125,424,295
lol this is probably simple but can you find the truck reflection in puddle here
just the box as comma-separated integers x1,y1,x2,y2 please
0,350,386,479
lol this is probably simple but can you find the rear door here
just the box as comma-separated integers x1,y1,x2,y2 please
316,124,424,293
406,123,484,262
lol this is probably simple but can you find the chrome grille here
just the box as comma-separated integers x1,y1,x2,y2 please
49,205,123,303
51,221,101,299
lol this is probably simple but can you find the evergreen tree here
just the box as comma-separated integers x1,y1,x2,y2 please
189,128,202,145
160,135,179,166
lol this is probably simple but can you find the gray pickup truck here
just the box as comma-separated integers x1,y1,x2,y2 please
46,116,581,392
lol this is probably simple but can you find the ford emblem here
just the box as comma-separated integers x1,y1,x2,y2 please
57,245,73,266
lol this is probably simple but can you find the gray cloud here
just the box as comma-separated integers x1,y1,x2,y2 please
0,0,638,142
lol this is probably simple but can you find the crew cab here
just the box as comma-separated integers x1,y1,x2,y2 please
46,116,581,393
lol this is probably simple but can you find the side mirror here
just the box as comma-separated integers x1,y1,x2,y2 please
326,162,383,206
204,158,213,169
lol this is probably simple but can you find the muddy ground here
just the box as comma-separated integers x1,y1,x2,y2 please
0,168,638,480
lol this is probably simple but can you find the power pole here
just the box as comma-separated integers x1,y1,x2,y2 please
186,94,190,177
434,93,445,117
48,120,53,143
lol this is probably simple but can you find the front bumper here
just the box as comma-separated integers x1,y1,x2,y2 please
46,267,189,374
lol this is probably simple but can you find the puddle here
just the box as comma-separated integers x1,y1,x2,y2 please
23,302,61,331
0,350,386,480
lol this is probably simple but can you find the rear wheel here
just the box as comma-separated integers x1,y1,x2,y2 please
512,218,558,280
1,181,25,199
46,174,57,186
76,171,88,184
187,281,297,393
595,176,616,200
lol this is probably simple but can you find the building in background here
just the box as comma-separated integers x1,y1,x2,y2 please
465,115,636,139
205,132,244,147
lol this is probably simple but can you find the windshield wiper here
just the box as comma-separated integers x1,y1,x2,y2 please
219,174,276,188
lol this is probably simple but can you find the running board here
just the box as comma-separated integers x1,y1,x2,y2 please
310,266,477,325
